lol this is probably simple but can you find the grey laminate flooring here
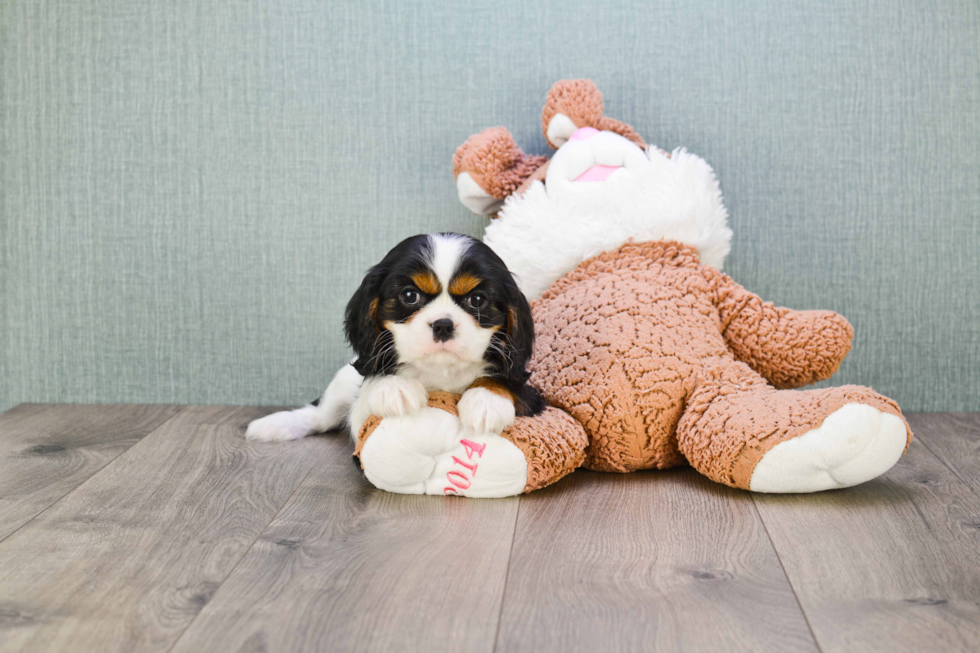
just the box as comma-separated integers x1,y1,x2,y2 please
0,404,977,653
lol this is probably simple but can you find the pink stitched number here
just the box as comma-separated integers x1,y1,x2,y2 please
444,440,486,495
460,439,486,459
452,456,478,474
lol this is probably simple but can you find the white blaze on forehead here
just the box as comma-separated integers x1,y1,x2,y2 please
384,232,490,385
427,233,472,290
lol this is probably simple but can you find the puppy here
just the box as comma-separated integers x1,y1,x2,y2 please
245,233,545,444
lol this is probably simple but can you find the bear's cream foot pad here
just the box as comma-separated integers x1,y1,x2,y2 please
356,392,588,498
357,404,460,495
749,403,909,493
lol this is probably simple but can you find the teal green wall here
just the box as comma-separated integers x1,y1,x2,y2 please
2,0,978,412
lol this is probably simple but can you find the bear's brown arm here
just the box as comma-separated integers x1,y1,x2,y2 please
704,267,855,389
453,127,547,201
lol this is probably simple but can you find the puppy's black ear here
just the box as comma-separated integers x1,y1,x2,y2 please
500,280,535,387
493,280,545,417
344,263,395,377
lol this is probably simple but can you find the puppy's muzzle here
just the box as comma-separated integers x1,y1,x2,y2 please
430,318,455,342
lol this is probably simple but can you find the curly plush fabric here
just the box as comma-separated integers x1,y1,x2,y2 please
354,415,380,460
449,78,912,493
452,127,547,200
541,79,646,148
454,80,670,218
679,373,908,488
514,159,550,197
708,268,855,388
529,239,912,484
357,391,588,493
503,406,588,492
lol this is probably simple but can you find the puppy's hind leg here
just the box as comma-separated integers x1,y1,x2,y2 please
245,363,363,442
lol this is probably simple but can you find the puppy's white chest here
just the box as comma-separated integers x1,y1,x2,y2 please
402,358,487,394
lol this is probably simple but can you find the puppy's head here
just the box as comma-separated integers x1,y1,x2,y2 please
345,233,534,385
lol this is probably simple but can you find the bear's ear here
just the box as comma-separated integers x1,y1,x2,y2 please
541,79,646,149
542,79,605,148
453,127,547,215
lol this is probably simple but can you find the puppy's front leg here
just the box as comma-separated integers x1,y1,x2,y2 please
367,375,428,416
457,377,516,434
348,375,428,442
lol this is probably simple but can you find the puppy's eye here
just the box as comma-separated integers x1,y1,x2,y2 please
465,293,488,310
400,289,421,306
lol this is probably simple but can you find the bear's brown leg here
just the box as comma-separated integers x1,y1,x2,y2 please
675,358,912,492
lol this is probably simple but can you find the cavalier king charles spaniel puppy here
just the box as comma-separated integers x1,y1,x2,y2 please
245,233,545,443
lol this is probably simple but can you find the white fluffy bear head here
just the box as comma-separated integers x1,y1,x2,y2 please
481,128,732,300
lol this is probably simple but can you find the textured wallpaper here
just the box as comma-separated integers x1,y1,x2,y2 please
2,0,978,412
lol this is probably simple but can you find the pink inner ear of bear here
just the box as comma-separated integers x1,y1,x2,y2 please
574,164,620,182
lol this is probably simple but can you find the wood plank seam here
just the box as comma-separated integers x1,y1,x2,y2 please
750,498,824,653
0,406,187,548
492,470,819,652
162,440,333,653
491,496,522,653
913,435,980,503
167,431,520,652
0,405,330,653
752,429,980,652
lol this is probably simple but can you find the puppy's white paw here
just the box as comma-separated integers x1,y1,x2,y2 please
458,387,516,434
367,376,428,419
245,411,310,442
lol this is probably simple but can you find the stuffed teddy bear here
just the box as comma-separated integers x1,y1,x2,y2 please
355,391,589,497
357,79,912,497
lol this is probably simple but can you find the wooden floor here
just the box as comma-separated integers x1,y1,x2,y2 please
0,406,978,653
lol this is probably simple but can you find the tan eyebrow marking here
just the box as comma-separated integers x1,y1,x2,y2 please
449,273,481,296
411,271,441,295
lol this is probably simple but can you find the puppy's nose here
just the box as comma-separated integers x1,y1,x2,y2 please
430,318,455,342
